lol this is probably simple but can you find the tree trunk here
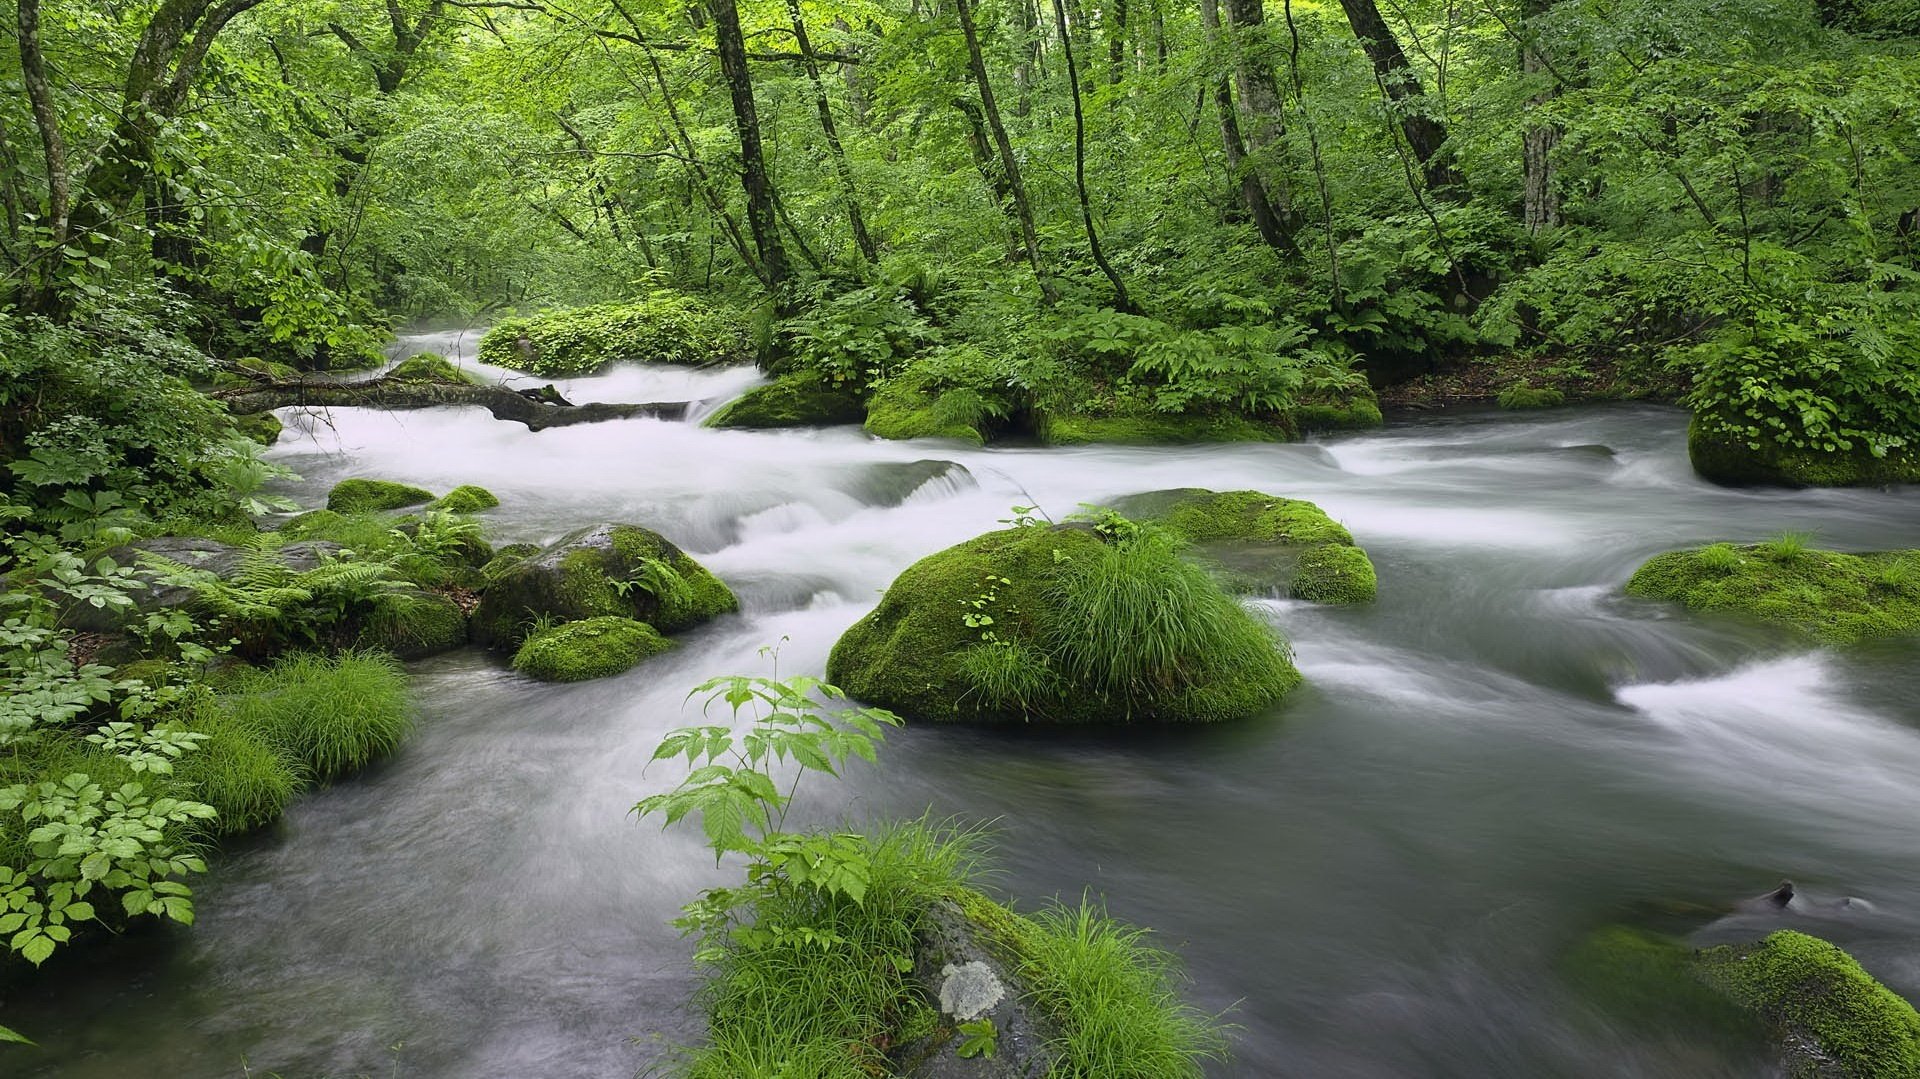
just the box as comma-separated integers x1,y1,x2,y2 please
1052,0,1133,310
1520,0,1560,233
787,0,878,262
955,0,1056,300
1335,0,1462,193
1013,0,1040,117
1108,0,1127,83
710,0,790,292
1219,0,1299,240
834,19,872,126
1200,0,1298,256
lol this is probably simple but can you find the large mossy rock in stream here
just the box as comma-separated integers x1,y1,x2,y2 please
326,477,436,514
475,293,746,376
1690,416,1920,488
60,537,347,634
1569,926,1920,1078
427,484,500,512
1114,489,1377,604
866,379,991,444
827,521,1300,724
1626,541,1920,645
388,352,485,385
706,372,865,429
470,523,736,647
509,615,673,682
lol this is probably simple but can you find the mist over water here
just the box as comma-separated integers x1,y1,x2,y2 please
16,339,1920,1078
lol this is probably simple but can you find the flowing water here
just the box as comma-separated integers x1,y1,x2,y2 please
14,334,1920,1078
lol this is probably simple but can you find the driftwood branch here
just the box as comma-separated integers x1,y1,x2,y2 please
214,375,688,431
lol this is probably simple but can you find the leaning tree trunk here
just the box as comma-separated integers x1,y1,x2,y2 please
955,0,1056,301
786,0,878,262
1201,0,1298,256
1335,0,1462,194
1052,0,1133,310
1520,0,1560,233
710,0,790,292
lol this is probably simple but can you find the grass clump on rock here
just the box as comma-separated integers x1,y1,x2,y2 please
476,292,744,376
827,514,1300,724
326,478,436,514
172,696,303,833
510,616,671,682
1118,488,1377,603
225,650,411,781
1626,539,1920,644
706,372,865,429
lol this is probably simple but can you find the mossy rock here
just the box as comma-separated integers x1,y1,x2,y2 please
1689,416,1920,488
1038,412,1289,446
865,380,987,444
1113,489,1377,604
1497,383,1567,410
326,478,437,514
1561,926,1760,1041
389,352,484,385
1699,930,1920,1078
351,590,469,660
707,372,866,429
827,522,1301,725
475,292,745,375
427,484,501,512
236,356,302,382
232,409,283,446
470,523,736,647
510,616,673,682
1294,387,1385,431
480,542,540,581
1626,542,1920,645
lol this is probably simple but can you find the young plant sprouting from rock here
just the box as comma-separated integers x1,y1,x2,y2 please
828,510,1301,725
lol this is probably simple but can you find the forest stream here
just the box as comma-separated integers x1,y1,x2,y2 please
14,334,1920,1078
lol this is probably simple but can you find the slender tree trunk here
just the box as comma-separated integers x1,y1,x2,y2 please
1335,0,1462,193
14,0,70,309
1013,0,1040,117
1052,0,1133,310
710,0,790,292
1108,0,1127,83
786,0,878,261
1200,0,1297,256
833,19,871,126
955,0,1056,300
1520,0,1560,233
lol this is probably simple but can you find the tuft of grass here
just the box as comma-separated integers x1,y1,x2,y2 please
956,640,1061,713
172,695,303,832
1009,899,1229,1079
1694,542,1745,574
1766,530,1815,562
226,650,412,780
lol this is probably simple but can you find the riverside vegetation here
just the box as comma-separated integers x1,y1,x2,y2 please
4,0,1920,1069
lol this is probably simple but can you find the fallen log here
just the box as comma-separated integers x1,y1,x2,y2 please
214,375,688,431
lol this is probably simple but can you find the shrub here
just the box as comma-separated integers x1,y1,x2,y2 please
510,617,670,682
225,651,411,780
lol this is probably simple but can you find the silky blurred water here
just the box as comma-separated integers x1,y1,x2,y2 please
12,337,1920,1078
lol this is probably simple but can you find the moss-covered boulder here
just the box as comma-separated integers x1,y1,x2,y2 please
475,292,745,376
1699,930,1920,1078
1497,383,1567,410
326,478,436,514
1689,416,1920,488
1037,411,1287,446
827,521,1301,725
1114,489,1377,604
352,590,469,660
232,409,283,446
1294,386,1385,431
389,352,484,385
1626,541,1920,645
428,484,500,512
707,372,866,429
865,380,989,443
510,616,672,682
470,523,736,647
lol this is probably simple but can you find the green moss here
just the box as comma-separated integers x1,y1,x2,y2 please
389,352,484,385
509,616,672,682
480,542,540,581
1562,926,1760,1039
427,484,500,512
236,356,301,382
353,590,469,659
1113,489,1376,604
1039,412,1288,446
1497,383,1567,410
231,409,283,446
1698,930,1920,1078
1290,544,1378,604
325,478,436,514
827,522,1300,725
470,524,737,646
475,292,745,375
1689,415,1920,487
279,508,403,552
1294,387,1385,431
864,379,986,443
226,651,412,780
706,372,866,429
1626,542,1920,645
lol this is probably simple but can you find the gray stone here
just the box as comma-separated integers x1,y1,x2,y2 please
893,897,1059,1079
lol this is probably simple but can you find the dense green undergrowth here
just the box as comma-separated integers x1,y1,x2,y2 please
476,293,746,375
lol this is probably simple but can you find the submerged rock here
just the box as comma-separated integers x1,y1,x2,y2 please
827,521,1300,724
837,459,975,509
705,372,865,429
326,478,436,514
1113,488,1378,603
1626,540,1920,645
470,523,736,647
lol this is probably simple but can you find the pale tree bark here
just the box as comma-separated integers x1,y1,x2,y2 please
1198,0,1297,256
1520,0,1561,233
